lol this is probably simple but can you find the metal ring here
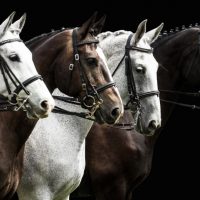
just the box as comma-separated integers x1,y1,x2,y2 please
75,54,79,61
82,95,96,108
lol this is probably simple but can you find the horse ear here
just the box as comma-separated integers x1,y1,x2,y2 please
91,15,106,36
78,12,98,39
133,19,147,45
10,13,26,35
0,11,16,37
146,23,164,44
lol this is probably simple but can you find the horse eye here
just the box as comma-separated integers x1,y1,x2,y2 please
87,58,97,66
136,66,145,74
9,54,20,62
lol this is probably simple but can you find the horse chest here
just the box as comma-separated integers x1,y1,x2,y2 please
18,109,93,200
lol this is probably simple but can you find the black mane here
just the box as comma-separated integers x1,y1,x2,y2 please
158,23,199,39
152,23,200,49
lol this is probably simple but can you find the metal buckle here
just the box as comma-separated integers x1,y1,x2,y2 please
82,83,86,91
69,64,74,70
75,54,79,61
15,94,30,111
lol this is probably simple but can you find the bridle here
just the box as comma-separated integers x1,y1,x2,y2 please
0,38,43,111
53,28,116,118
112,34,159,126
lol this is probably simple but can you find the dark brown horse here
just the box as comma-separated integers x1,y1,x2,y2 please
71,26,200,199
1,12,123,200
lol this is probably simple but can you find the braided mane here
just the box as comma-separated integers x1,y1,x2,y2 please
158,23,199,39
97,30,132,41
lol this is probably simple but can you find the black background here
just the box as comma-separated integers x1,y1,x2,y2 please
1,0,199,199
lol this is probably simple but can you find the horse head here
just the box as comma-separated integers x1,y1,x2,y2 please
0,12,55,118
98,20,163,135
53,13,124,124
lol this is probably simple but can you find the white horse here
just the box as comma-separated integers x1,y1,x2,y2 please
17,19,163,200
0,12,55,118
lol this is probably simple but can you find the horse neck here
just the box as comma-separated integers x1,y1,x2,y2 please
27,30,69,93
154,28,199,129
0,111,37,155
31,88,94,154
53,88,94,140
153,28,199,73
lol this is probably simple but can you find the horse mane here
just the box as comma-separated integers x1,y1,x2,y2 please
153,23,200,78
25,27,73,45
160,23,199,37
156,23,200,40
97,30,132,41
152,23,200,49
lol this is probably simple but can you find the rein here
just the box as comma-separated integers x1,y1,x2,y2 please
0,38,43,112
160,89,200,110
53,95,95,121
52,28,116,119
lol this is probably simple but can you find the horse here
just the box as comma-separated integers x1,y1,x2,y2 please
17,19,163,200
0,12,55,200
13,12,123,200
71,25,200,200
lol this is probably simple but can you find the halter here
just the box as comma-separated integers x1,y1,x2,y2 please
53,28,116,118
112,34,159,111
0,38,43,111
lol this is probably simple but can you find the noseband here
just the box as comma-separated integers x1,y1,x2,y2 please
112,34,159,114
0,38,43,111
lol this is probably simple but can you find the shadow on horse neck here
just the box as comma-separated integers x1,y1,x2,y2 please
71,26,200,200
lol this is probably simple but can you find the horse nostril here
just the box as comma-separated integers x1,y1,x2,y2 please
111,107,120,118
148,120,158,131
40,100,49,111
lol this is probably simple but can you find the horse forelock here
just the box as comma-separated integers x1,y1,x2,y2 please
0,30,20,41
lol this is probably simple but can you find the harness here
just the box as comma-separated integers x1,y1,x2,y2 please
0,38,42,112
53,28,116,119
111,34,159,130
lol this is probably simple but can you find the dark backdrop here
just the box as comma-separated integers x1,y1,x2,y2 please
1,1,200,40
1,0,199,199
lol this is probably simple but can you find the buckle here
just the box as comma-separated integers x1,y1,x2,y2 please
69,64,74,70
75,54,79,61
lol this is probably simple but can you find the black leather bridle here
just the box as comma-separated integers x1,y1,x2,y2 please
53,28,116,118
0,38,43,111
112,34,159,111
111,34,159,129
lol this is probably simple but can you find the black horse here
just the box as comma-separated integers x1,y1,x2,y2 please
71,25,200,200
